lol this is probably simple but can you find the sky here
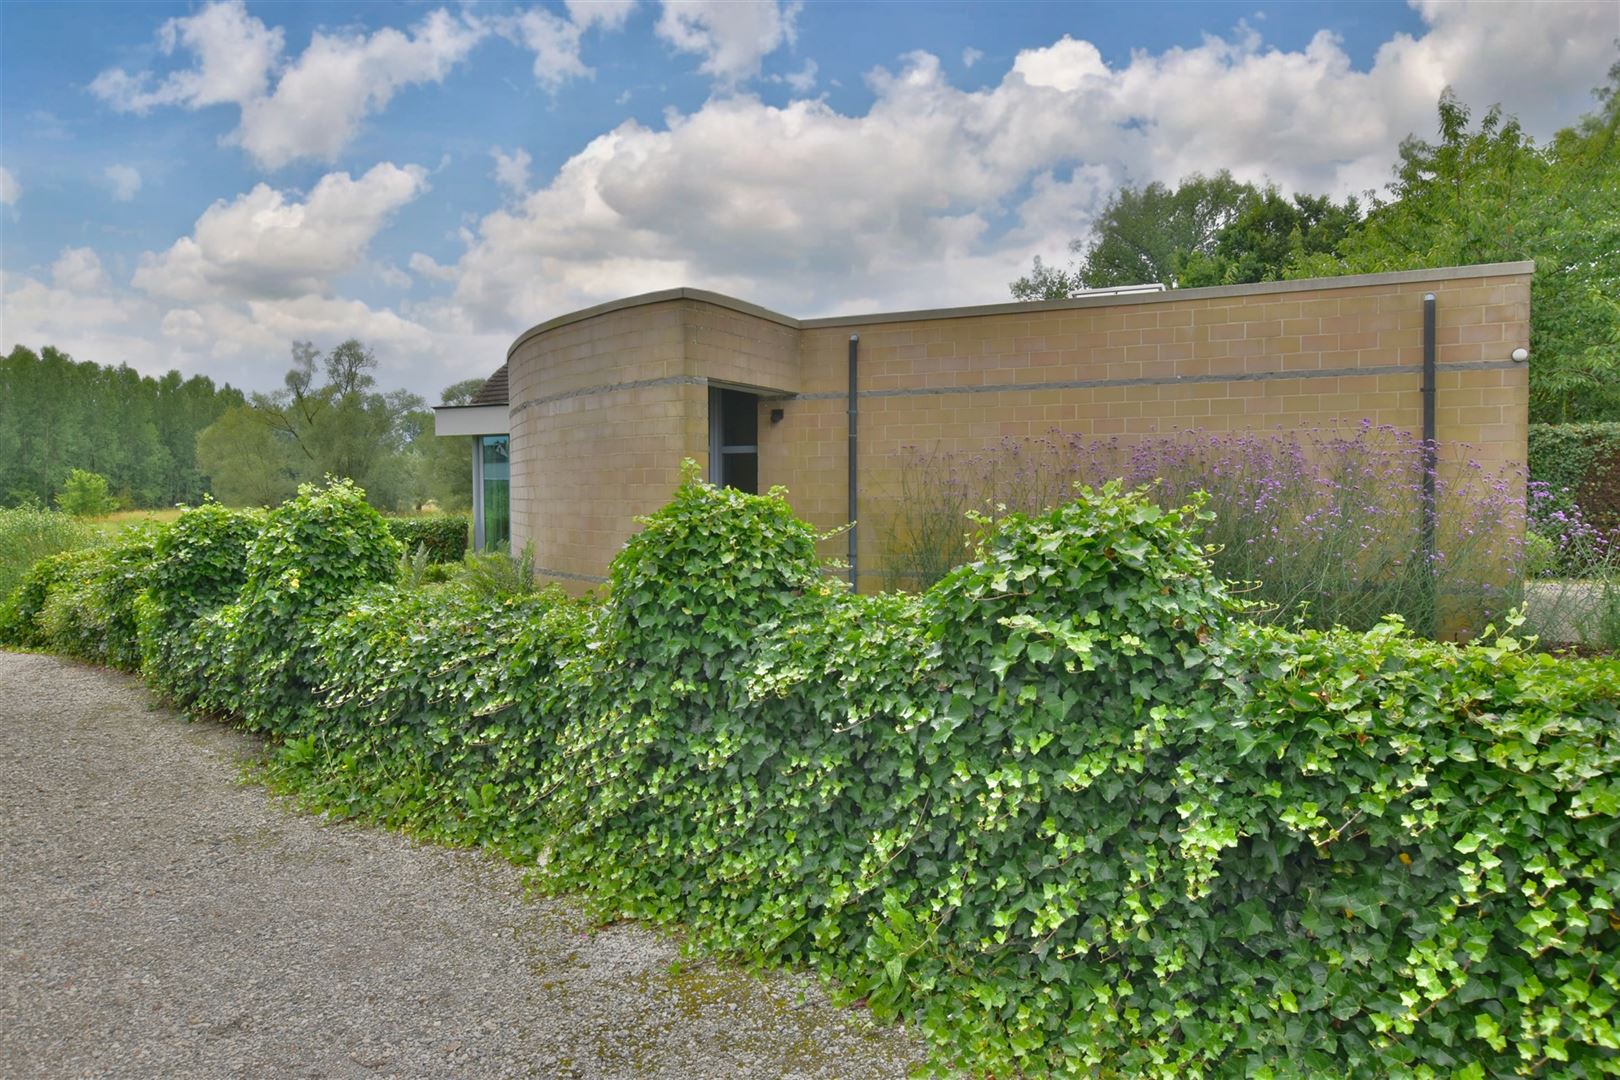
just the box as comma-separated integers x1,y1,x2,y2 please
0,1,1615,402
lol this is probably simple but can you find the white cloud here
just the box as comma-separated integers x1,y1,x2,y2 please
104,164,143,202
91,2,495,169
566,0,638,32
773,59,818,94
376,264,413,289
1,251,158,372
503,8,592,90
90,0,284,113
491,147,533,196
425,0,1615,337
0,167,18,207
236,9,487,167
134,163,428,302
962,47,984,69
656,0,800,83
408,252,459,282
31,0,1617,402
52,248,110,291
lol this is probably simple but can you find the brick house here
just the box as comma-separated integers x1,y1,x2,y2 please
433,262,1532,590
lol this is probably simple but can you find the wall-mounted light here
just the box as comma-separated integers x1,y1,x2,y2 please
770,408,785,424
1511,347,1529,363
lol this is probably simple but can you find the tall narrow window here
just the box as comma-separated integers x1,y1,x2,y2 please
480,434,510,550
709,388,759,494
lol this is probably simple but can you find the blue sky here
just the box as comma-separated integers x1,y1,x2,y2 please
1,1,1613,400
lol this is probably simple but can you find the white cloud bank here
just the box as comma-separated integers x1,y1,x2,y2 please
656,0,801,84
19,0,1616,400
429,0,1618,334
3,166,455,392
134,163,428,302
89,1,610,168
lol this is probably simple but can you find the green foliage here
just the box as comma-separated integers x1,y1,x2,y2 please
0,506,98,600
443,542,540,600
1177,188,1360,287
539,463,891,958
1010,173,1358,299
36,526,163,670
1291,87,1620,422
0,344,242,509
265,581,589,854
200,340,430,512
6,467,1618,1076
1199,619,1620,1076
195,405,300,507
0,547,98,648
209,479,401,732
1530,422,1620,533
136,500,265,704
54,468,118,517
1012,170,1258,297
384,515,470,564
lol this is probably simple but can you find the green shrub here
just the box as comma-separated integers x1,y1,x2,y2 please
264,581,590,854
225,479,401,732
136,500,264,703
1530,422,1620,533
1203,620,1620,1077
54,467,118,517
540,462,920,964
37,525,162,669
385,515,470,564
0,547,100,648
0,506,98,600
443,541,539,600
5,465,1618,1077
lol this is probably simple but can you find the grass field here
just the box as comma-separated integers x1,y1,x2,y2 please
89,508,187,537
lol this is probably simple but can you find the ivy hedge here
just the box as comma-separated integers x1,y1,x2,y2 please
384,514,470,564
2,470,1617,1076
1530,422,1620,532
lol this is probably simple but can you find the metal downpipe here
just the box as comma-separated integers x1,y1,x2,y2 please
848,334,859,589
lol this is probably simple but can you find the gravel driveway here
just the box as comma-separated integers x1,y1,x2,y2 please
0,651,924,1079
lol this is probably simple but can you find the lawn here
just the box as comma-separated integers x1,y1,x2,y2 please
90,508,187,537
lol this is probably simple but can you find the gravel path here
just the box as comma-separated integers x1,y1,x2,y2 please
0,651,925,1080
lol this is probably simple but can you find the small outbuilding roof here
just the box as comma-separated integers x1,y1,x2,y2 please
467,363,508,406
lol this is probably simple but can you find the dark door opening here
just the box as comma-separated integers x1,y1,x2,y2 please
709,387,759,494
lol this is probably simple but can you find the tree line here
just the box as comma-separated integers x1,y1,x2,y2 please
0,345,243,508
1012,69,1620,424
1,340,476,513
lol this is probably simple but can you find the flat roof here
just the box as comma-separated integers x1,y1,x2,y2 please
506,261,1537,360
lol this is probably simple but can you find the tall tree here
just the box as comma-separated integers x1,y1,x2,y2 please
199,339,428,509
1011,171,1358,298
195,405,300,507
1290,81,1620,422
1011,171,1260,299
1177,188,1360,287
414,376,486,512
0,345,241,507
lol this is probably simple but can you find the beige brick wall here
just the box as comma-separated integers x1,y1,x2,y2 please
507,294,799,588
771,270,1531,586
502,268,1532,590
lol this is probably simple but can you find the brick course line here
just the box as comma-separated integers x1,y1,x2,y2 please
534,565,610,584
764,359,1522,403
511,375,708,416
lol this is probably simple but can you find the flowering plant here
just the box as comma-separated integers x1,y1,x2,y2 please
885,422,1526,635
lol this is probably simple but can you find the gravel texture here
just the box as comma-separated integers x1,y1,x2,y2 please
0,651,925,1079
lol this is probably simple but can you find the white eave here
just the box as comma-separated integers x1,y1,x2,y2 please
433,404,509,437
